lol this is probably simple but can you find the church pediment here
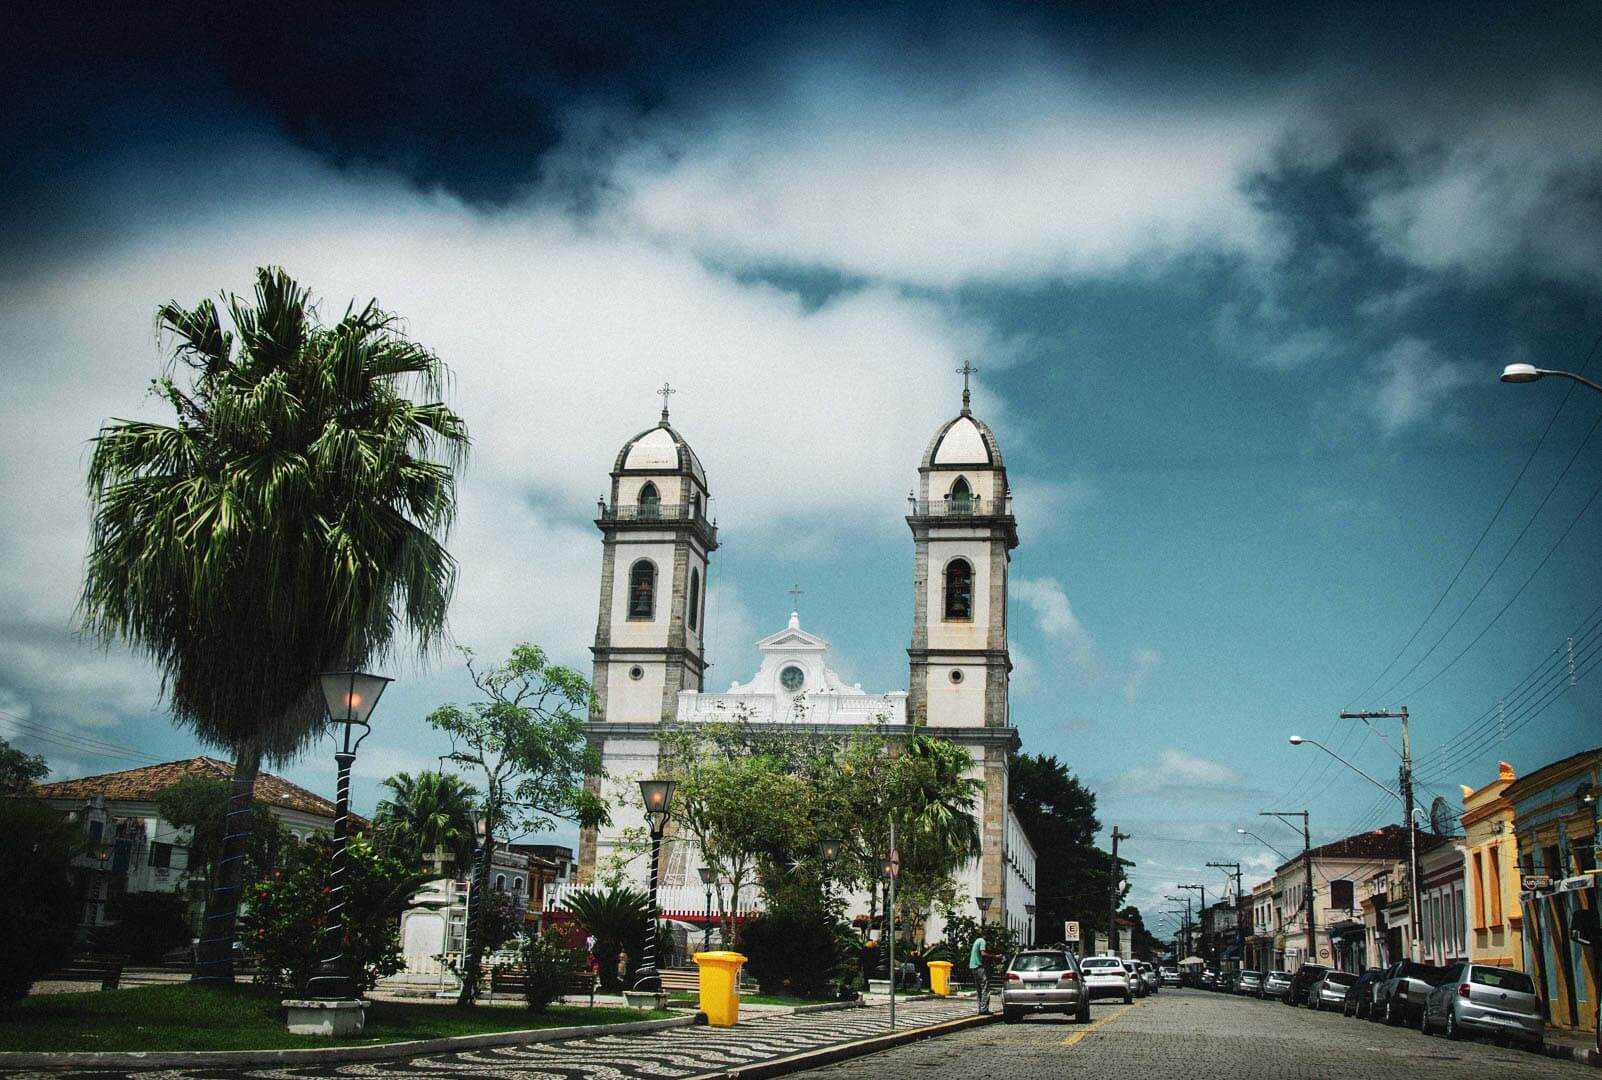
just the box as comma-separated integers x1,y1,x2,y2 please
755,613,829,652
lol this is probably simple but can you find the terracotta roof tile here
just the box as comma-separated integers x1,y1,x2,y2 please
35,757,345,820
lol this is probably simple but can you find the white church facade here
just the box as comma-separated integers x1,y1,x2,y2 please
572,381,1037,943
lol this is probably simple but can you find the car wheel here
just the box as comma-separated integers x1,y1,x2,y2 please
1002,1007,1021,1024
1077,1002,1091,1023
1418,1007,1430,1035
1124,991,1133,1004
1444,1007,1459,1041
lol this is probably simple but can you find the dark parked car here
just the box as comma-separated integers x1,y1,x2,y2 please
1285,964,1329,1006
1374,960,1451,1025
1344,968,1387,1019
1421,963,1543,1047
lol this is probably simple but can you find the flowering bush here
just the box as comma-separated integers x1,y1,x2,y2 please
241,836,420,993
516,929,581,1012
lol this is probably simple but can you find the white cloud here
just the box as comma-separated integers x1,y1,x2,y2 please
1124,646,1162,705
605,56,1285,288
1011,576,1096,677
1116,747,1243,795
1364,337,1472,434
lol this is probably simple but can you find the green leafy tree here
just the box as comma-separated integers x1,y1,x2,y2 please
516,929,582,1012
89,892,193,963
153,775,292,903
81,267,469,983
242,835,423,993
427,644,609,1005
0,737,48,796
1008,752,1119,944
373,770,479,872
0,799,81,1008
561,887,651,991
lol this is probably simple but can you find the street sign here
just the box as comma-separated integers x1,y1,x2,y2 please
1521,874,1551,891
1064,920,1081,943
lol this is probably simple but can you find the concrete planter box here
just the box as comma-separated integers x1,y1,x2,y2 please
282,999,368,1037
622,990,669,1010
867,980,892,995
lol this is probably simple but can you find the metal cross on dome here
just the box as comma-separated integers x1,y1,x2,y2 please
956,360,979,412
657,380,675,422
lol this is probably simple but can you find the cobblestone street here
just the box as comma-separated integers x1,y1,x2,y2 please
797,989,1592,1079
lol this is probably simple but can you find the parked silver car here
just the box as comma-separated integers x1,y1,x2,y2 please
1374,960,1450,1025
1262,970,1292,999
1420,963,1543,1047
1135,961,1159,995
1237,970,1264,996
1307,970,1357,1010
1159,967,1182,987
1003,949,1091,1023
1080,955,1136,1003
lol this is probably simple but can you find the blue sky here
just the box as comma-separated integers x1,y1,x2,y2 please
3,2,1601,927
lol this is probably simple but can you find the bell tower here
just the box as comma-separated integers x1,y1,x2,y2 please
907,362,1017,729
580,387,717,881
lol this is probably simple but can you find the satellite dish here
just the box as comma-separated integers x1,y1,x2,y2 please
1429,795,1461,837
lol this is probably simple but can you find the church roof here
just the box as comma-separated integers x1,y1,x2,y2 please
614,420,708,486
922,411,1004,469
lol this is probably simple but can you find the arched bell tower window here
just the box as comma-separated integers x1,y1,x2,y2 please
944,558,973,621
949,476,974,515
638,482,661,518
691,491,703,520
688,568,701,631
628,560,657,619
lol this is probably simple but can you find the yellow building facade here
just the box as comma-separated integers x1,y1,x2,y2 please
1460,762,1523,969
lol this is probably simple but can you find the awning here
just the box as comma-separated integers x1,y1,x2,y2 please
1178,955,1205,967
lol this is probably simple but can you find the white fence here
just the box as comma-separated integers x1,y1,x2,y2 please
544,881,765,919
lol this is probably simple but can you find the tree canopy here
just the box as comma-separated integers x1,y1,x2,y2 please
1008,751,1123,944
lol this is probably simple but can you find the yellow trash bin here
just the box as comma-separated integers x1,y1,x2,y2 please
928,959,953,996
693,950,748,1027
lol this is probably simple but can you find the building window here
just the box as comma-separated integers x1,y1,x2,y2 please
944,558,973,621
628,560,656,619
629,664,645,680
949,668,965,684
513,877,523,893
688,568,701,631
638,482,660,518
1472,851,1486,929
149,842,172,870
692,491,702,519
495,874,506,891
949,476,975,515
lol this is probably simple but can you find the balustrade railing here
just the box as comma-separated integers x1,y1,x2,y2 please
908,496,1012,518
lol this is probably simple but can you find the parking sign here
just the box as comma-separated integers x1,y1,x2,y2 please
1064,920,1080,943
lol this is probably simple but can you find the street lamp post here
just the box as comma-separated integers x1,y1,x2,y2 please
1178,883,1207,963
1331,709,1420,961
698,865,715,953
1261,810,1315,969
1500,363,1602,394
884,821,902,1031
635,779,676,992
304,669,391,1001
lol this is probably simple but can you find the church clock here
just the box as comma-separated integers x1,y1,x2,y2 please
779,665,805,691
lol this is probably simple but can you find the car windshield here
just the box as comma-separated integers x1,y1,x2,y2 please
1269,971,1290,980
1082,959,1122,970
1241,970,1262,978
1012,953,1071,972
1299,966,1328,977
1395,961,1447,981
1473,967,1535,993
1324,972,1357,986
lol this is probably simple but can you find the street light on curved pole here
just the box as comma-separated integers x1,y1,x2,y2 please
1235,827,1291,862
1288,736,1403,802
1501,363,1602,394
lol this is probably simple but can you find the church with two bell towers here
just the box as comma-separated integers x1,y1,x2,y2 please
575,372,1037,942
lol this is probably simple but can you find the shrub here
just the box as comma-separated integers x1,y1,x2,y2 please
518,929,581,1012
941,913,1020,977
740,904,841,1000
0,800,82,1008
241,836,420,993
90,891,193,962
561,887,651,991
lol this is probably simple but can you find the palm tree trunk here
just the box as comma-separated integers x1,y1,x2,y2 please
192,739,261,985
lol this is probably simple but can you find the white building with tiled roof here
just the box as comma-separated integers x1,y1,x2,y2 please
35,757,347,927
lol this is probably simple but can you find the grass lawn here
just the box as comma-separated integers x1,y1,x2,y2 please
0,985,670,1053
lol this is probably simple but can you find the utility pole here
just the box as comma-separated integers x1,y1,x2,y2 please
1108,827,1131,957
1165,894,1192,960
1262,810,1314,968
1208,861,1245,969
1341,708,1419,961
1179,883,1208,963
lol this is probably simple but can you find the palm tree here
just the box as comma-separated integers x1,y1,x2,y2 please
374,770,479,873
80,267,469,983
562,887,653,990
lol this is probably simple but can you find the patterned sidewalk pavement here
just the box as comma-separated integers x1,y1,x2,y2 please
8,998,978,1079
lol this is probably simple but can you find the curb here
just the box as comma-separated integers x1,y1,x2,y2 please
0,1014,698,1072
685,1010,997,1080
1541,1041,1602,1069
790,1000,866,1016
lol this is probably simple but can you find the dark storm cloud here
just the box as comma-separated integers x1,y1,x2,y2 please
7,1,1599,212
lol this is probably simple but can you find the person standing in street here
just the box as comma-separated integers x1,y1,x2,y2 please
970,931,990,1014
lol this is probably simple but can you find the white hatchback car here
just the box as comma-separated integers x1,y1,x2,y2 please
1079,955,1135,1003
